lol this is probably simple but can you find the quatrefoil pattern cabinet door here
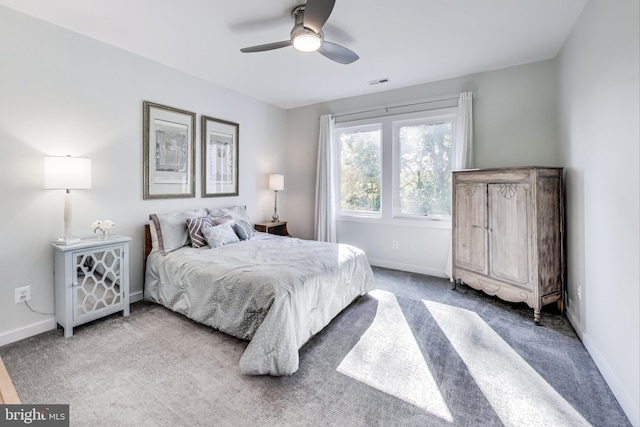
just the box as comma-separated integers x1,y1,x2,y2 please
53,236,131,338
73,246,123,321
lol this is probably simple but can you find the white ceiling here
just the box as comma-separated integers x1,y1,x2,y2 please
0,0,587,109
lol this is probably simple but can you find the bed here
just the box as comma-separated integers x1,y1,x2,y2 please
143,206,376,376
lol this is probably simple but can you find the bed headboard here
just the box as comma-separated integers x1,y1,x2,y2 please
144,223,152,262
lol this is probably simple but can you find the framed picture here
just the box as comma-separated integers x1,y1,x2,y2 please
143,101,196,199
201,115,239,197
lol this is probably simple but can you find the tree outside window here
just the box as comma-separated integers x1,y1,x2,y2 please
335,108,455,221
396,120,453,217
337,125,382,214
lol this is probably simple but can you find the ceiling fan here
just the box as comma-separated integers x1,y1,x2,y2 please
240,0,359,65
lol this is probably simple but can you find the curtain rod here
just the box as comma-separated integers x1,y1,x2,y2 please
332,94,460,120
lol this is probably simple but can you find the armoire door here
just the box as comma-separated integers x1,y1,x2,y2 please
454,183,488,274
488,183,531,288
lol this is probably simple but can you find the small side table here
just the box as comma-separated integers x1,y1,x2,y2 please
254,221,290,236
53,235,131,338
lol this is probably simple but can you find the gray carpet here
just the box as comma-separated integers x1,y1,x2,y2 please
0,267,630,427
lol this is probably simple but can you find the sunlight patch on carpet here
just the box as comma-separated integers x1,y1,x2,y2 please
424,300,591,427
337,290,453,422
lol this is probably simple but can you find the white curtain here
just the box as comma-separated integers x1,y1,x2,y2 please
446,91,474,279
314,114,337,242
453,91,474,170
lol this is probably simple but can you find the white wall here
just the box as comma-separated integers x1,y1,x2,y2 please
2,4,636,424
286,59,560,275
0,6,287,342
558,0,640,425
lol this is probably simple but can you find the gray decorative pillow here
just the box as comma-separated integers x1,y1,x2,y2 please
235,220,254,241
149,208,208,254
202,222,239,248
212,214,234,225
186,216,215,248
208,205,252,228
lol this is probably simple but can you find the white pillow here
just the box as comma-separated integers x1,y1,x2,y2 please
149,208,208,254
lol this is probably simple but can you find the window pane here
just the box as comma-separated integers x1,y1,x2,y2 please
338,126,382,213
398,121,452,216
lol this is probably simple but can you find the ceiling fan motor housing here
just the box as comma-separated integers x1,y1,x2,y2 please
290,5,324,51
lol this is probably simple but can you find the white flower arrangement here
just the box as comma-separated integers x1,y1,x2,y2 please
91,219,115,239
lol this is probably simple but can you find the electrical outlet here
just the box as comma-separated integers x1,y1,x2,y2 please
15,285,31,304
577,283,582,301
392,240,399,250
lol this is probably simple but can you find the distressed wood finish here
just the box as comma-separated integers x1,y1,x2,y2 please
452,167,565,324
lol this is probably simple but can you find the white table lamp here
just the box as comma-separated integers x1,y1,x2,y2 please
44,156,92,245
269,174,284,222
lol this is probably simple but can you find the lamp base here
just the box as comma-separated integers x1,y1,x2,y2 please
55,236,81,245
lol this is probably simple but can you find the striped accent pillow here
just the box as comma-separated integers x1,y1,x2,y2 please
235,220,254,240
186,216,215,248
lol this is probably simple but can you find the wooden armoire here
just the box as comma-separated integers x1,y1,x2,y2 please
452,167,565,324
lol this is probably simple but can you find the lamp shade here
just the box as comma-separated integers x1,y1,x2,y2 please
269,174,284,191
44,156,92,190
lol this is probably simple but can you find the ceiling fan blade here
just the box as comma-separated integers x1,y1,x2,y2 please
229,11,290,33
318,41,359,64
240,40,292,53
303,0,336,33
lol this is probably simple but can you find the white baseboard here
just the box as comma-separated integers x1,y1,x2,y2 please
367,258,447,278
0,318,57,348
565,305,584,338
130,291,143,304
566,306,639,427
1,292,145,349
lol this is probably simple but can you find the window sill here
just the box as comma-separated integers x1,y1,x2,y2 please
336,215,451,230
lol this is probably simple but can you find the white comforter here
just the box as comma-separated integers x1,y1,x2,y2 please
144,232,375,375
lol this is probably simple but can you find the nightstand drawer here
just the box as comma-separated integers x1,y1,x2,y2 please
254,221,290,236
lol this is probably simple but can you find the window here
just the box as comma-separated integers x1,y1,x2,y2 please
336,124,382,216
335,107,456,223
394,114,455,218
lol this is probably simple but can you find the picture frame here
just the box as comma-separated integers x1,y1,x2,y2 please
143,101,196,199
201,115,239,197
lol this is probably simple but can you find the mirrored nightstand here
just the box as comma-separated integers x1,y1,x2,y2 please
53,235,131,337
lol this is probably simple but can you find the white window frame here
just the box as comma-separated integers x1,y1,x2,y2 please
334,107,457,229
334,120,383,219
391,108,457,221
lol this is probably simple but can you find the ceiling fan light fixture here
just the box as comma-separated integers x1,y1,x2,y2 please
240,0,358,64
293,31,322,52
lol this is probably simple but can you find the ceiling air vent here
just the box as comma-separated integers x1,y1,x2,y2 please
368,77,390,86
